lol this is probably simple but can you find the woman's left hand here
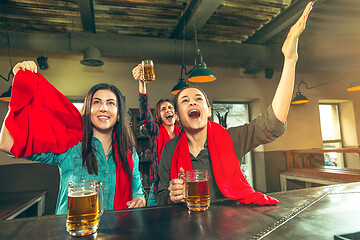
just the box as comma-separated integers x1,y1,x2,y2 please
282,1,313,61
126,197,146,208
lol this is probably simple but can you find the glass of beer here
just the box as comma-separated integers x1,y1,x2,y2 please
185,170,210,212
66,180,104,236
141,59,155,82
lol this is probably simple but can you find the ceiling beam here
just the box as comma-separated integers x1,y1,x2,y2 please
245,0,329,44
171,0,223,40
0,31,278,69
79,0,96,33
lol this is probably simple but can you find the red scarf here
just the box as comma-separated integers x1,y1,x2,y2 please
113,135,133,209
170,121,278,205
7,70,133,209
157,124,181,163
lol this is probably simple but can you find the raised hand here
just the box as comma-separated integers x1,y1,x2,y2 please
282,1,314,61
132,63,143,81
13,60,38,75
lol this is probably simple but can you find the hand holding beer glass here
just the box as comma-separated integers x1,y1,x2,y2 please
185,170,210,212
141,59,155,82
66,180,104,236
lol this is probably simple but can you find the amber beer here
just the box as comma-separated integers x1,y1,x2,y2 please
185,170,210,211
142,59,155,82
66,181,104,236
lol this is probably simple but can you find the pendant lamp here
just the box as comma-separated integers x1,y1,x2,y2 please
0,86,11,102
188,25,216,83
291,79,340,105
291,91,309,105
171,65,189,95
188,49,216,83
347,81,360,91
0,70,14,102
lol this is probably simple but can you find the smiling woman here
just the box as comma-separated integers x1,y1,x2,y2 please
0,61,146,214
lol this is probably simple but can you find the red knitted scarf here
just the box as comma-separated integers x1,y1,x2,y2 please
6,70,133,209
113,137,133,209
170,121,278,205
157,124,181,163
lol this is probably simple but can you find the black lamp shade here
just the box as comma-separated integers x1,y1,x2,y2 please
188,62,216,83
0,86,11,102
291,91,309,105
171,78,188,95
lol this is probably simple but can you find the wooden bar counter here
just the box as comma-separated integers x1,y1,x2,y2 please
0,183,359,239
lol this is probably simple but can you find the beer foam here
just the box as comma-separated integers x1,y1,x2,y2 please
69,190,97,197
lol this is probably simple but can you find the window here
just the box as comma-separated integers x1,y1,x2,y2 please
72,102,84,114
319,104,344,167
69,98,84,114
212,102,253,185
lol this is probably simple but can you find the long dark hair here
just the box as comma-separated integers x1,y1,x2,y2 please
81,83,135,178
153,99,173,125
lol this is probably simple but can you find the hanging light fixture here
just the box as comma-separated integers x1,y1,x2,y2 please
291,79,340,105
171,19,189,95
347,81,360,91
291,91,309,105
0,86,11,102
171,65,189,95
188,25,216,83
0,70,13,102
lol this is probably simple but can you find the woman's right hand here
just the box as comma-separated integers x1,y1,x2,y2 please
132,63,143,81
168,168,186,204
168,178,185,203
13,61,38,75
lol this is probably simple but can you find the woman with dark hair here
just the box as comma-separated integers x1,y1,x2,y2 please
132,65,181,206
0,62,145,214
156,2,314,206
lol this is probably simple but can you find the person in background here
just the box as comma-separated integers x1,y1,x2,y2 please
132,64,181,206
156,2,314,206
0,61,145,214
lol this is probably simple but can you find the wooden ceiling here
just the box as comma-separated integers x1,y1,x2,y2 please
1,0,360,72
0,0,296,45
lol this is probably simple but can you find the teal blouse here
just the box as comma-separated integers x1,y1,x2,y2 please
26,137,144,215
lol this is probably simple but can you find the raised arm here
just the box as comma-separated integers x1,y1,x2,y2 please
132,63,146,94
271,1,313,123
132,63,159,136
0,61,38,153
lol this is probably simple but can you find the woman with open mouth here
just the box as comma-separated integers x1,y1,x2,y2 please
155,2,314,206
132,64,181,206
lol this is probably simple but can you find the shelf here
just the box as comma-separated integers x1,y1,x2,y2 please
129,108,154,190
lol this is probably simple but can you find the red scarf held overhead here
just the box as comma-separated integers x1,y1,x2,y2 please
157,124,181,163
170,121,278,205
6,70,133,209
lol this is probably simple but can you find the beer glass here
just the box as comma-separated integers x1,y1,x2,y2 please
141,59,155,82
66,180,104,236
185,170,210,211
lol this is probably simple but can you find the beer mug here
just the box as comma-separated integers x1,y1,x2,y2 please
185,170,210,211
66,180,104,236
141,59,155,82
